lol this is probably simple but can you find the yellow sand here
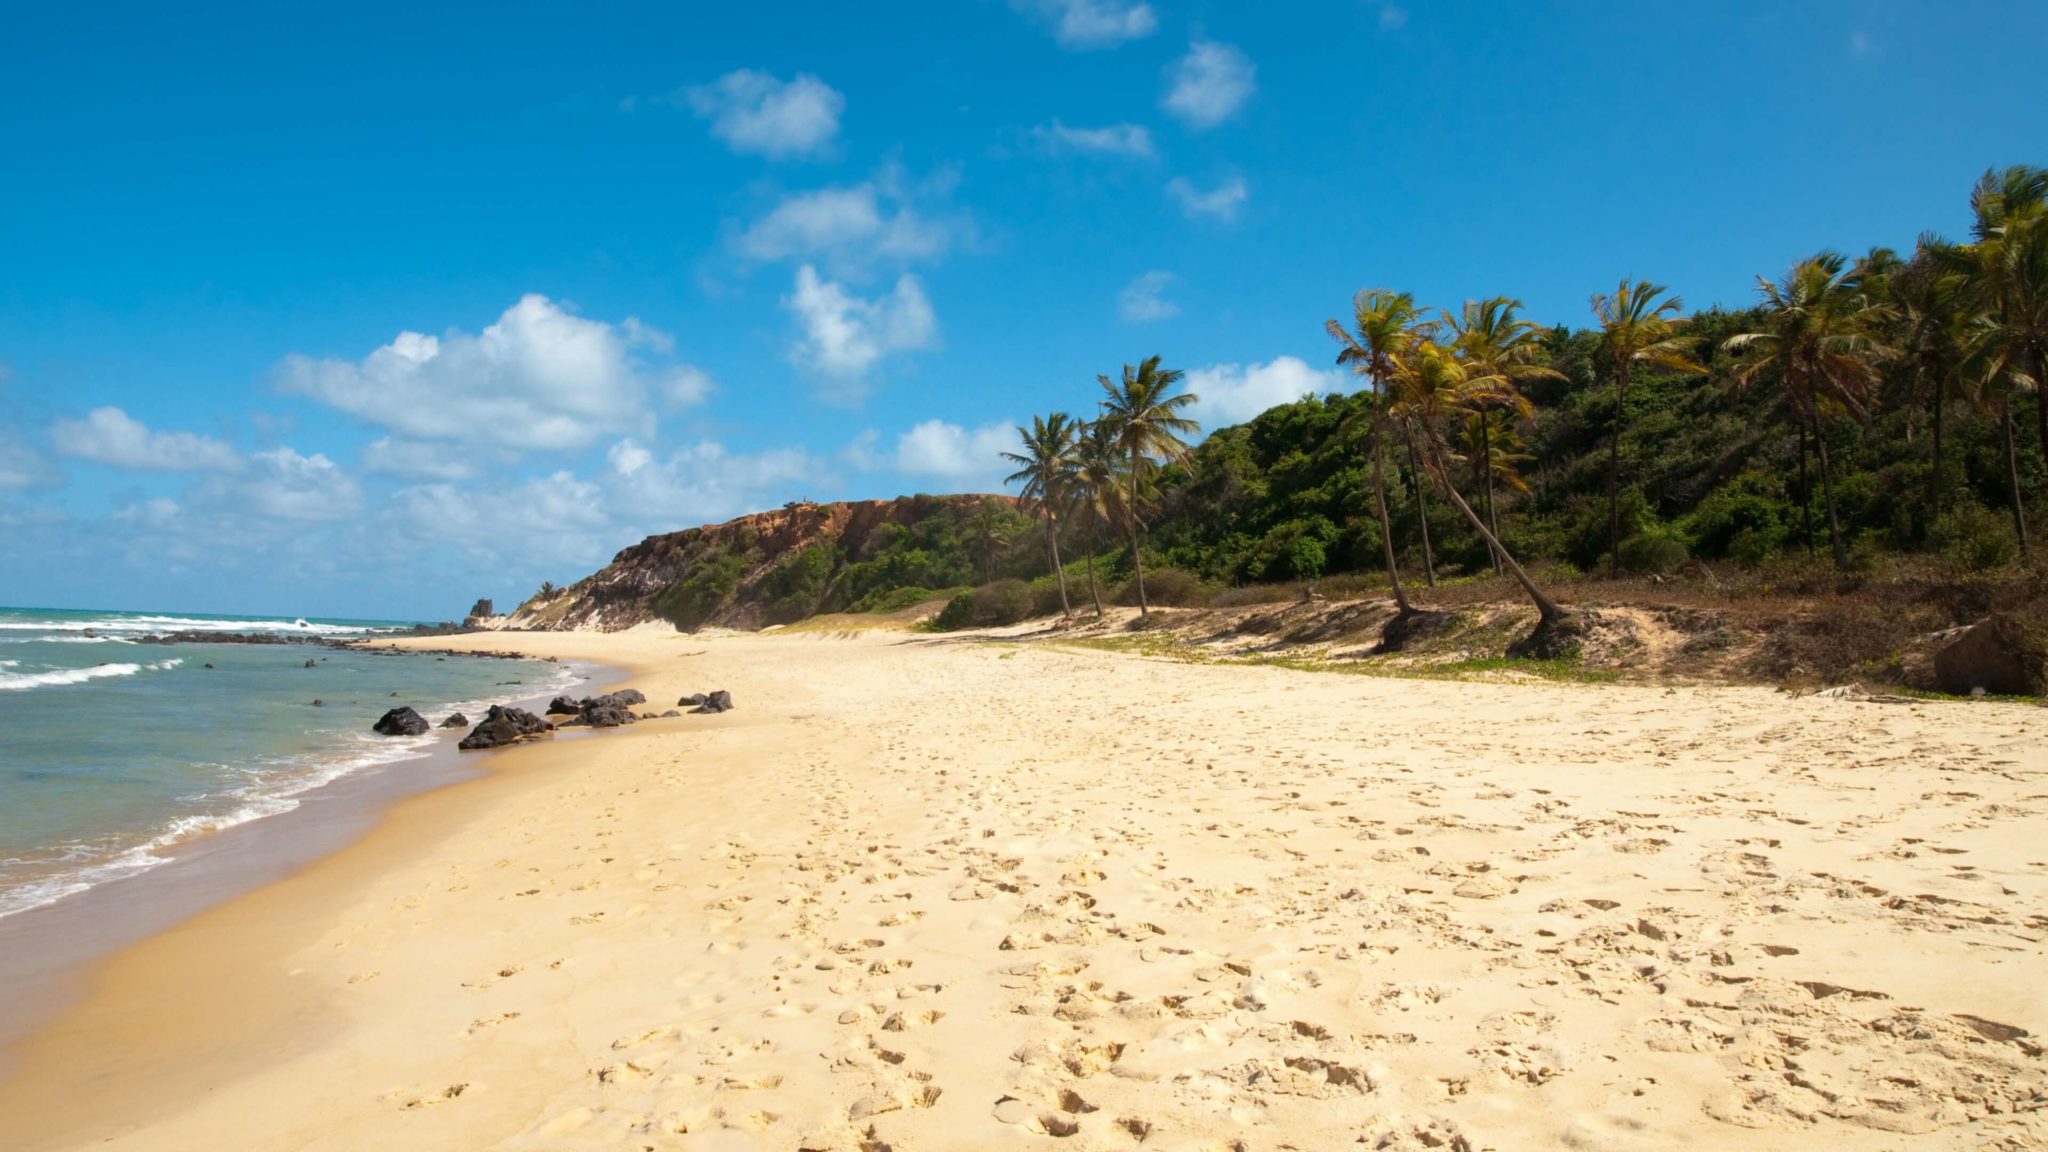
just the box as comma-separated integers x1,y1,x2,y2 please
2,624,2045,1151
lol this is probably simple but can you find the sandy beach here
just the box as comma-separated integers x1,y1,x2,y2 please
1,621,2043,1150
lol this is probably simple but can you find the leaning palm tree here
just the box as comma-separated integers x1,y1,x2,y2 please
1001,412,1080,618
1097,357,1200,615
1960,165,2048,473
1444,296,1559,573
1723,252,1896,568
1067,419,1126,617
1590,279,1706,573
1388,339,1567,627
1326,289,1434,613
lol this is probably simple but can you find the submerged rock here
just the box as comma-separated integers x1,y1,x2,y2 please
373,706,430,737
457,704,553,751
440,712,470,728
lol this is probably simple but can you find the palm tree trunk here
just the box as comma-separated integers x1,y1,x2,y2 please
1428,445,1562,624
1798,419,1815,556
1814,416,1847,569
1406,436,1436,588
1606,369,1630,575
1928,370,1945,536
2034,347,2048,477
1046,513,1071,617
1127,453,1148,615
1082,505,1104,617
1370,430,1412,614
2002,398,2030,559
1480,411,1503,576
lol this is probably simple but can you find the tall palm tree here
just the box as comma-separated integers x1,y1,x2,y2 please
972,496,1010,583
1962,165,2048,475
1590,279,1705,573
1444,296,1559,573
1722,252,1896,568
1097,357,1200,615
1891,241,1976,531
1068,419,1126,617
1387,339,1566,625
1001,413,1080,618
1326,289,1433,614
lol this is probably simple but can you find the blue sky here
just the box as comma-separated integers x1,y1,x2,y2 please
2,0,2043,620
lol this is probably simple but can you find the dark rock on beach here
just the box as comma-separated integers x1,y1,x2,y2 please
1934,612,2047,697
440,713,469,728
677,693,705,707
373,706,431,737
692,689,734,714
457,705,553,751
546,695,583,715
579,699,638,729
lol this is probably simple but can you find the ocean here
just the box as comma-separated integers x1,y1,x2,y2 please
0,606,578,920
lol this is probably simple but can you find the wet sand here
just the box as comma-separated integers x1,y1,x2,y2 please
0,622,2043,1150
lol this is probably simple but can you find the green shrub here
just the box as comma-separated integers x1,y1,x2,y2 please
652,551,748,631
853,585,939,613
1727,526,1781,568
1932,502,2020,572
1114,567,1212,607
932,580,1035,631
1617,531,1690,575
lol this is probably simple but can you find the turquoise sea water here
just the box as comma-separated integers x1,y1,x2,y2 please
0,607,574,919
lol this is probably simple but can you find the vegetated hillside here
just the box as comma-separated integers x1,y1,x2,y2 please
512,494,1031,632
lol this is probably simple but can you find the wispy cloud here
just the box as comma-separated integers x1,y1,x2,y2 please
1030,119,1156,159
1847,30,1881,57
1162,41,1256,129
736,166,971,278
1378,4,1409,31
684,70,844,159
1118,271,1179,322
1166,175,1248,222
1010,0,1156,50
51,407,241,472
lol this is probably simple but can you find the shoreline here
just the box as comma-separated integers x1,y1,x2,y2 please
0,643,619,1066
0,625,2040,1150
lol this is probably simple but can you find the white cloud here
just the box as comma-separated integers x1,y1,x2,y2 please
1848,30,1880,57
1031,119,1156,159
391,472,615,571
895,420,1014,481
362,436,480,481
50,407,241,472
112,497,181,528
604,438,817,525
685,70,844,159
1167,175,1249,221
736,170,966,277
1162,41,1256,129
1185,356,1344,427
1379,4,1409,31
783,265,937,396
1119,270,1179,323
0,433,56,489
240,447,361,521
1011,0,1156,49
664,364,715,407
276,294,668,453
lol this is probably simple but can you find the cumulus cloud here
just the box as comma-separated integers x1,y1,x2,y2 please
362,436,480,481
1011,0,1156,49
50,407,241,472
736,169,967,277
1118,271,1179,323
1162,41,1255,129
1185,357,1345,428
604,437,817,525
391,471,615,571
276,294,671,453
239,447,361,520
1167,175,1248,221
685,70,845,159
1030,119,1156,159
895,420,1015,481
665,365,715,407
783,265,937,396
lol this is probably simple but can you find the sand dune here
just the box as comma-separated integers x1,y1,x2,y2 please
2,626,2043,1150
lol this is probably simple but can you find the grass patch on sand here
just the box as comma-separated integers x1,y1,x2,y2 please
1044,633,1617,685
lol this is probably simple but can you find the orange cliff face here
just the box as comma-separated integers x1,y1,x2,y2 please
509,494,1022,633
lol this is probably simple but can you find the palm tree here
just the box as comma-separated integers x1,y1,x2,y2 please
1962,166,2048,475
1444,297,1559,573
1326,289,1433,614
1590,279,1705,573
1097,357,1200,615
1890,241,1976,532
1387,339,1567,626
1068,419,1126,617
1722,253,1895,568
1002,413,1080,618
972,497,1010,583
1457,409,1535,554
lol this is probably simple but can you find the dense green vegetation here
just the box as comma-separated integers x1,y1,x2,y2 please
927,166,2048,633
